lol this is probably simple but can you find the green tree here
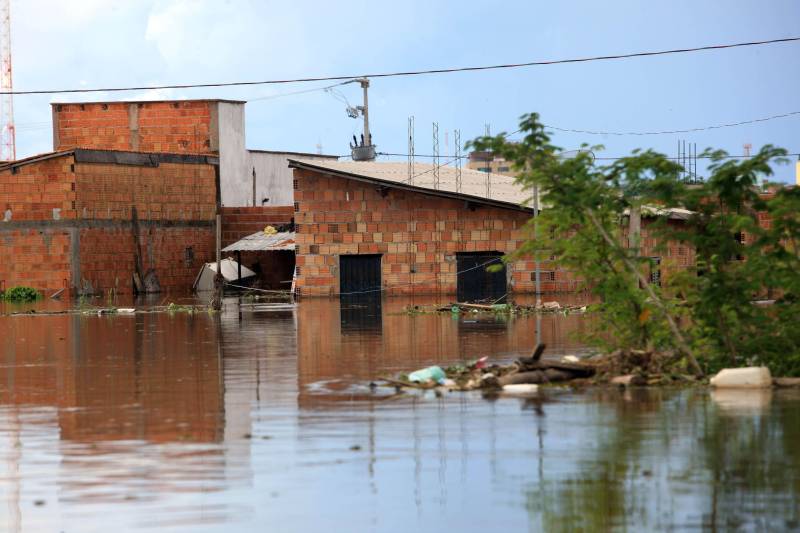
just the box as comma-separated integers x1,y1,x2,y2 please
469,113,799,376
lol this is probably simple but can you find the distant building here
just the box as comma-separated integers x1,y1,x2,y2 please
466,150,516,176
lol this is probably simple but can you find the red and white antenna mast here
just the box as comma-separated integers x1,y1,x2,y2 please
0,0,14,161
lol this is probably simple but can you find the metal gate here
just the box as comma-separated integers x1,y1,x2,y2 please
456,252,506,302
339,254,382,295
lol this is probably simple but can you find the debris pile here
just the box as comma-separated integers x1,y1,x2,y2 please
382,344,596,394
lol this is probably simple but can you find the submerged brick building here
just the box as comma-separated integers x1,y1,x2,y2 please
288,159,697,299
1,98,334,295
288,159,579,298
0,149,217,294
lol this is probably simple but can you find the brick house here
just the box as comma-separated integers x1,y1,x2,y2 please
0,149,217,295
46,99,336,291
288,159,582,298
288,159,700,298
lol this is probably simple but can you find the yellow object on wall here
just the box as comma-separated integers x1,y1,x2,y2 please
796,160,800,186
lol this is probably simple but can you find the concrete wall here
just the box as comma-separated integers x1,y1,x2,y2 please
217,102,249,207
248,151,337,207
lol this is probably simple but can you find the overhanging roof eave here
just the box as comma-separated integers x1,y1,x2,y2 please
287,159,532,213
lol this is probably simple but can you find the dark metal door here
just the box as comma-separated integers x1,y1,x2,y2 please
339,254,382,295
456,252,506,302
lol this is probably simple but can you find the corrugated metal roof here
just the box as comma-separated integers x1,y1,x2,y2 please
222,231,295,252
290,159,535,209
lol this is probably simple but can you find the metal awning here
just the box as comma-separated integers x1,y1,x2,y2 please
222,231,295,252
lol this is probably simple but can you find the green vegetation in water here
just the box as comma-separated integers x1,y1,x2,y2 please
167,302,195,313
469,113,800,377
0,286,41,302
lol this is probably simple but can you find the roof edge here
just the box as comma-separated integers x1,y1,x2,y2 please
51,98,246,106
0,148,219,171
249,149,339,159
287,159,532,213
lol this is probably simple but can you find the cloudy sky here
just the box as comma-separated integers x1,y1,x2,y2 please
10,0,800,181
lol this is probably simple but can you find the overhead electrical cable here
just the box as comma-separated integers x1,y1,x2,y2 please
3,36,798,96
542,110,800,136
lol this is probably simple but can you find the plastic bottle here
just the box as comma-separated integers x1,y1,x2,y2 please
408,365,447,385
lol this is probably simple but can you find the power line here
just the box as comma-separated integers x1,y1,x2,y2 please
542,110,800,136
3,36,798,96
248,80,351,102
379,150,800,162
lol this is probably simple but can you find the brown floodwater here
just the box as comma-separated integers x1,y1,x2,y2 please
0,295,798,532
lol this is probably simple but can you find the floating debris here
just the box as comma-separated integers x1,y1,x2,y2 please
381,343,596,393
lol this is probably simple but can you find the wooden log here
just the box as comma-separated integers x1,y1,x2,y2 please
543,369,576,382
518,343,547,366
453,302,496,310
499,371,546,386
540,361,596,377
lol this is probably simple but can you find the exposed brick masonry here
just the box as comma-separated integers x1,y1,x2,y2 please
0,151,216,295
292,167,580,296
53,101,214,154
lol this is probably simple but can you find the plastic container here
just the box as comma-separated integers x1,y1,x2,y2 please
408,366,447,385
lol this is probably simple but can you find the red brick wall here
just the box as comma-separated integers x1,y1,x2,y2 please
0,152,217,295
0,229,72,292
0,154,77,221
53,101,214,154
220,206,293,246
78,226,214,294
73,160,217,221
292,168,577,296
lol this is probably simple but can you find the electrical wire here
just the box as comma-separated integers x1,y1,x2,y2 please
542,110,800,136
4,36,798,96
248,80,352,102
380,150,800,162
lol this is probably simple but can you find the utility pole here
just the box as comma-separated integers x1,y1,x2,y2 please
361,78,370,148
350,78,376,161
0,0,14,161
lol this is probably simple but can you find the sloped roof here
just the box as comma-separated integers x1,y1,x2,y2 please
222,231,295,252
288,159,535,212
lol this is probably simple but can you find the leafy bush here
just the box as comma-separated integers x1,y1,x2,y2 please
468,113,800,377
1,286,41,302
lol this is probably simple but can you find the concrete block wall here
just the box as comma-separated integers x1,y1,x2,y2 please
292,167,579,296
52,101,215,154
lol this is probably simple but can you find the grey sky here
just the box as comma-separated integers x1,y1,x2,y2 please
11,0,800,181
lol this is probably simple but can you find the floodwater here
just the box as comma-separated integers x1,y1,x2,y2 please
0,296,798,532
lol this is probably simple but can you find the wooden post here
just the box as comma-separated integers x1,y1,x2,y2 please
212,213,222,310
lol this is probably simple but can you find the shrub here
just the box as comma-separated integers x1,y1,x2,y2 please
1,286,41,302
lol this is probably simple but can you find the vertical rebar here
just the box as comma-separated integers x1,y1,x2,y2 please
432,122,440,189
454,129,461,193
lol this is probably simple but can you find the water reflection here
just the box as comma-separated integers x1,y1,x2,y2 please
0,297,796,531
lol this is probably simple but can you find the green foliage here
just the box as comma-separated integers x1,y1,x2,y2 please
468,113,800,376
0,286,41,302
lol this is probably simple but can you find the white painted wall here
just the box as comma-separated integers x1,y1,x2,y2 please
216,101,337,207
249,151,336,207
217,102,249,207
